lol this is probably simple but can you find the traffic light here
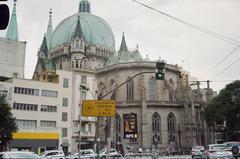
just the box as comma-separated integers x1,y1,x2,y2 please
0,0,9,30
155,61,165,80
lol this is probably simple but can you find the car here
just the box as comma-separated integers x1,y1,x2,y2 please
224,141,240,157
98,154,124,159
40,150,65,159
201,144,233,159
191,145,204,158
73,149,96,159
99,148,119,157
0,151,40,159
125,153,157,159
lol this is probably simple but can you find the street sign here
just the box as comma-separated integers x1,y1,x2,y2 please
123,113,138,139
82,100,116,117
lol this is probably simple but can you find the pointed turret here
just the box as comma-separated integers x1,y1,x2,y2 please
40,35,48,57
6,0,19,41
79,0,91,13
72,16,83,39
119,33,128,52
46,8,53,49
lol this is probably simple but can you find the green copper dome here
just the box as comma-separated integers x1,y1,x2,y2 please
50,12,115,50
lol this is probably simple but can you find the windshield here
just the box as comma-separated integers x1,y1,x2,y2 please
212,145,227,150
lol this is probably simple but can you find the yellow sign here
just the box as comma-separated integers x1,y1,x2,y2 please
82,100,116,117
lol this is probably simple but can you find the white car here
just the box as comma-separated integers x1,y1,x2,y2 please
201,144,233,159
0,151,40,159
40,150,65,159
191,145,204,158
99,148,119,157
73,149,96,159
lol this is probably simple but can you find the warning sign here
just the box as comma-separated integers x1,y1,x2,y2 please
82,100,116,117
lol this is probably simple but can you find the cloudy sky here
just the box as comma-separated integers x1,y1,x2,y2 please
1,0,240,92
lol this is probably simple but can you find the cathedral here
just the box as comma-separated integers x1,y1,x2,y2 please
1,0,214,154
33,0,211,152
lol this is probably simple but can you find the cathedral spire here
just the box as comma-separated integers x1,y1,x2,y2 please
72,16,83,39
6,0,19,41
46,8,53,49
79,0,91,13
40,34,48,57
119,32,128,52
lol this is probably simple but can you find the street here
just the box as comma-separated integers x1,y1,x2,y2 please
158,156,191,159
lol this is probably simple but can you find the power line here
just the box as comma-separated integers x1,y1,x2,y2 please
201,46,240,79
131,0,240,46
210,55,240,80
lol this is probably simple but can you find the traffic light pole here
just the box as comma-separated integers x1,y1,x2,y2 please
96,71,155,159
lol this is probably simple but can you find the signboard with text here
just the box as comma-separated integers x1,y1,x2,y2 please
123,113,138,139
82,100,115,117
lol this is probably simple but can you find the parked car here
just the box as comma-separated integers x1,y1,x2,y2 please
40,150,65,159
224,141,240,157
0,151,40,159
191,145,204,158
99,154,124,159
125,153,157,159
201,144,233,159
73,149,96,159
99,148,119,157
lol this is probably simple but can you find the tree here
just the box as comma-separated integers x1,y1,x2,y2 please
204,80,240,140
0,94,17,151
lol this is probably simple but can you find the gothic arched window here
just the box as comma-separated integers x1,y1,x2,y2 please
148,77,157,100
152,112,161,145
167,112,177,143
126,77,134,101
115,114,121,143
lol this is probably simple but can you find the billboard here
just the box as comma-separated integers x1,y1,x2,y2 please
123,113,138,139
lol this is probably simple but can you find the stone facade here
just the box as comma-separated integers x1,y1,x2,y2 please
0,37,26,79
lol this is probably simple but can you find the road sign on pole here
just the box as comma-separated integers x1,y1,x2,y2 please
82,100,116,117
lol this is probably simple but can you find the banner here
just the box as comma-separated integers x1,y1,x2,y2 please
123,113,138,139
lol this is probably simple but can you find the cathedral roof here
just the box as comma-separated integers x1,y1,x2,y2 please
106,34,143,66
50,0,115,50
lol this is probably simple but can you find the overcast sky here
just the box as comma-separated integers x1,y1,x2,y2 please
1,0,240,92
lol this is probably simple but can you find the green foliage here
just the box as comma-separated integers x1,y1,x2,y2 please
205,81,240,138
0,94,17,151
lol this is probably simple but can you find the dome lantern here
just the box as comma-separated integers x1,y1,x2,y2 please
79,0,91,13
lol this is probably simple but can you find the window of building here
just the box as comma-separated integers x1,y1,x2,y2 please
63,78,69,88
14,87,39,96
167,113,177,142
40,120,56,128
152,112,161,145
16,120,37,128
42,90,58,97
81,91,86,100
13,103,38,111
76,60,79,68
126,77,134,101
115,114,121,142
148,77,157,100
88,124,92,133
40,105,57,112
81,76,87,84
62,128,67,138
62,98,68,107
62,112,68,121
